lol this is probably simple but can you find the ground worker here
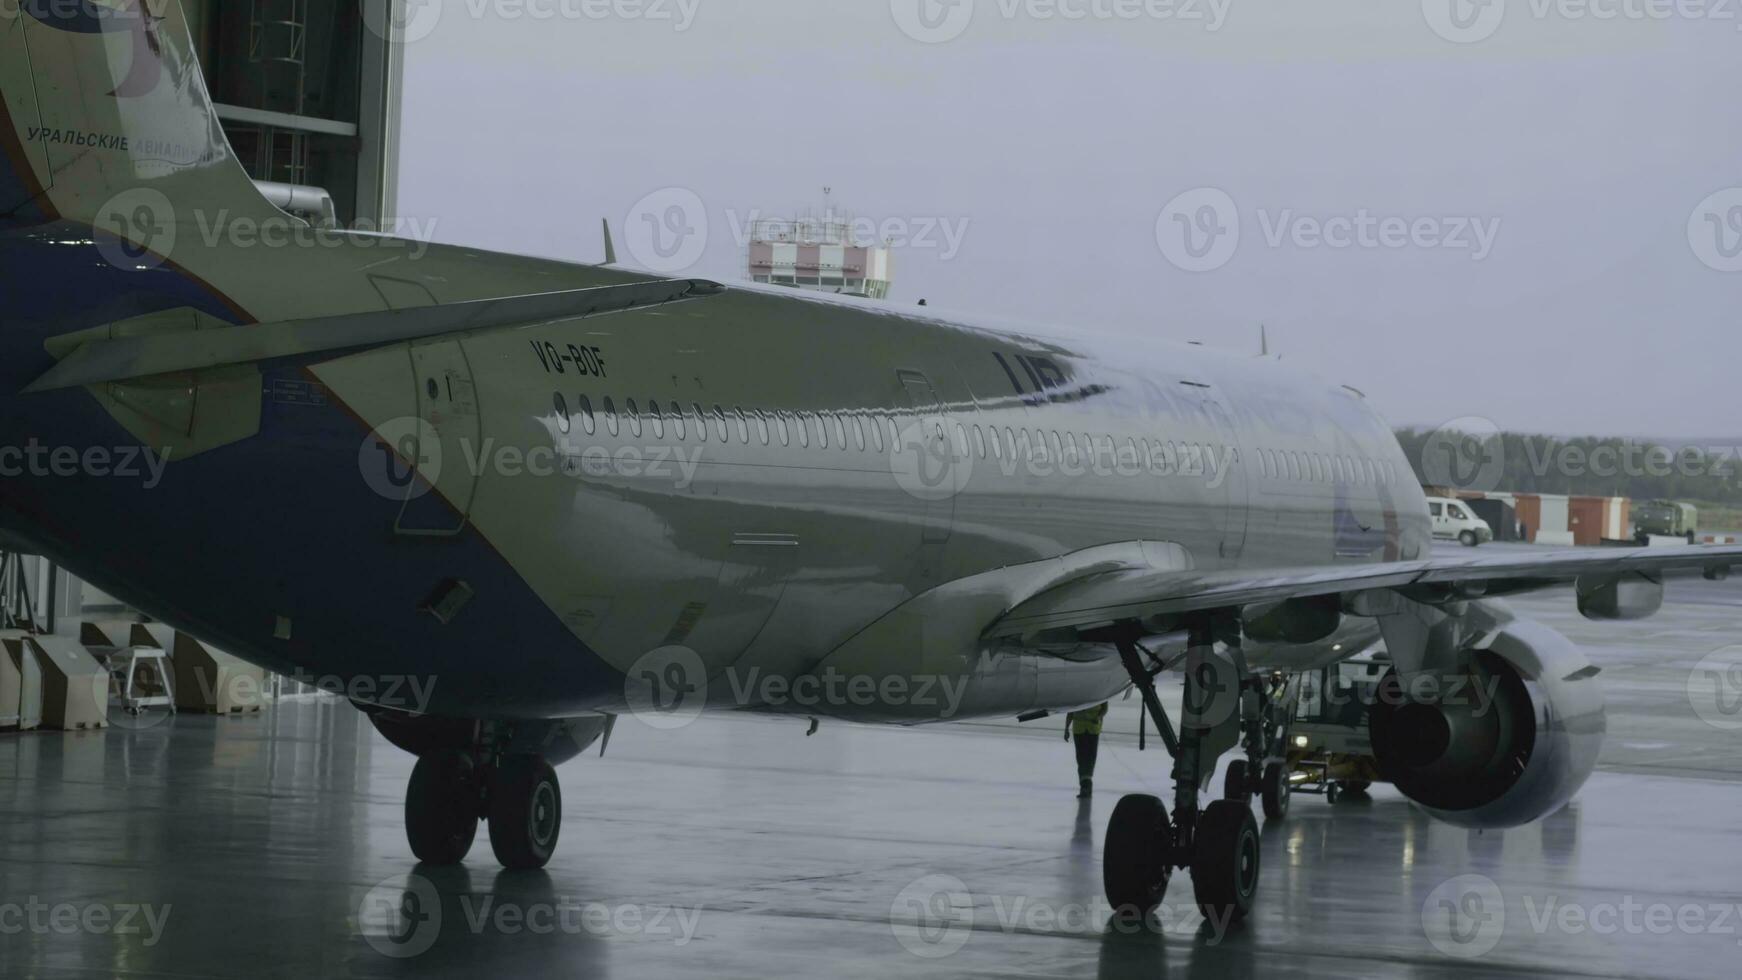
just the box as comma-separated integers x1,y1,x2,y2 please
1065,702,1110,798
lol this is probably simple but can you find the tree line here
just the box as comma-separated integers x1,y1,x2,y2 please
1393,428,1742,505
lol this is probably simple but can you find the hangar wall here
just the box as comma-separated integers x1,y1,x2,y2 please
181,0,404,227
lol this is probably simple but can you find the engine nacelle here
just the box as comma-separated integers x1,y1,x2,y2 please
1368,606,1605,828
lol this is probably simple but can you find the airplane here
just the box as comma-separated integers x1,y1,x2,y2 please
2,0,1738,924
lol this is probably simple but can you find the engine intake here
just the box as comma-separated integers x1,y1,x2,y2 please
1367,611,1606,828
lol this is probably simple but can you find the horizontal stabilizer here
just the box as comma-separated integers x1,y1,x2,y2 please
25,279,725,393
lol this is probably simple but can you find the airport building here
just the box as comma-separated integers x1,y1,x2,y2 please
746,215,895,299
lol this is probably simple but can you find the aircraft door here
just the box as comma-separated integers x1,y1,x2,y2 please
395,340,482,536
1194,386,1250,563
897,370,958,545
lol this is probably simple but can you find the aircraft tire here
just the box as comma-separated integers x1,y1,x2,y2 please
488,756,563,870
1223,760,1250,801
1193,799,1261,924
405,751,480,865
1260,762,1290,820
1104,794,1172,916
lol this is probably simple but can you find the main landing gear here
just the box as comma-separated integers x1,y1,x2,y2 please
1103,617,1286,924
364,707,605,871
405,750,563,870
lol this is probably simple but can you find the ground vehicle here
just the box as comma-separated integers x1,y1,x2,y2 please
1427,496,1493,547
1280,654,1388,805
1634,500,1698,544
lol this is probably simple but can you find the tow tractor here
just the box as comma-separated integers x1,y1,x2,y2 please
1283,650,1390,805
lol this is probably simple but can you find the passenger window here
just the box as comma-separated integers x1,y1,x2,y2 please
777,412,791,446
988,425,1001,459
833,415,848,451
854,416,866,451
627,398,643,437
814,414,828,449
797,414,811,448
578,395,595,435
649,401,666,439
689,403,706,442
871,415,886,453
604,397,619,437
723,407,739,443
755,411,770,446
553,393,571,434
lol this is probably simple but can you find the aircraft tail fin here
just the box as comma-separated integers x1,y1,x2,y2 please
0,1,280,238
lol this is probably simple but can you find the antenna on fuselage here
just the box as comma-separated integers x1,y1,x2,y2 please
1260,324,1269,357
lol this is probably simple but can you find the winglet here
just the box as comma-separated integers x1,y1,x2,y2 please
602,219,618,266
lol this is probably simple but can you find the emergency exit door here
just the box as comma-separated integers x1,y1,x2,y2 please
395,340,481,536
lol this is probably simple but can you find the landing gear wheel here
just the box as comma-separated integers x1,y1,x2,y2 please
1260,762,1290,820
1223,759,1251,801
405,751,480,865
1326,782,1344,805
1459,530,1479,547
1104,794,1173,916
488,756,563,870
1193,799,1261,924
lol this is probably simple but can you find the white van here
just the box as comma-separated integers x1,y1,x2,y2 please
1427,496,1492,547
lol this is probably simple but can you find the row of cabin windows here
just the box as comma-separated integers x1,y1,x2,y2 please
1257,447,1398,487
553,391,1235,476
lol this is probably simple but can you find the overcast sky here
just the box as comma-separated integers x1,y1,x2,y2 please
397,0,1741,438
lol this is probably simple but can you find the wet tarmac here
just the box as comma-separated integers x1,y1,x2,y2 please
1,551,1738,978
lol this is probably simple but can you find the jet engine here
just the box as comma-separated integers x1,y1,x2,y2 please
1367,606,1605,828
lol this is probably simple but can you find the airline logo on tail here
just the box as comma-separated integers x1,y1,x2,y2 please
21,0,165,98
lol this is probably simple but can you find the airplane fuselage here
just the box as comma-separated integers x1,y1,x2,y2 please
0,223,1430,723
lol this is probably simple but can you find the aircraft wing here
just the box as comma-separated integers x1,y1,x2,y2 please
984,545,1742,640
24,278,725,393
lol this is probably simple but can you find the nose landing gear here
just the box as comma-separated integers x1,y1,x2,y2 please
1103,617,1277,925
